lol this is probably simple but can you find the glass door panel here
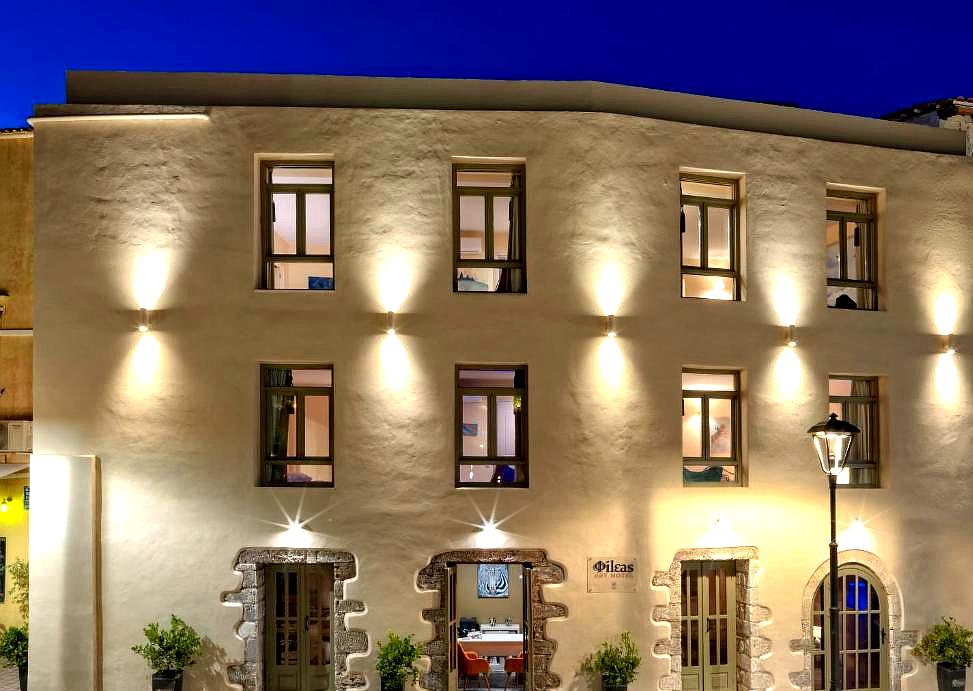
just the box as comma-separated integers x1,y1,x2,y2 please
681,561,736,691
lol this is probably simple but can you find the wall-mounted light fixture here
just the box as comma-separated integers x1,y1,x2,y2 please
604,314,617,338
943,333,957,355
0,496,12,513
137,308,151,333
385,311,397,336
784,324,797,348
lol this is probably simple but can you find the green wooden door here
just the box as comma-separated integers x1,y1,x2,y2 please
266,565,334,691
680,561,736,691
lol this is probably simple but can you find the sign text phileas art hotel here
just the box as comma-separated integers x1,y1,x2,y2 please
587,557,638,593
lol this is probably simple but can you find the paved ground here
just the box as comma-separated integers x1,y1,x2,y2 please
0,668,18,691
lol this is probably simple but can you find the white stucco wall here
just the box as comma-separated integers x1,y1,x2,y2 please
29,104,973,691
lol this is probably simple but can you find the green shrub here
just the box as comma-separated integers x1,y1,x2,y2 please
7,559,28,624
582,631,641,687
914,617,973,668
376,631,422,688
0,626,27,669
131,615,202,671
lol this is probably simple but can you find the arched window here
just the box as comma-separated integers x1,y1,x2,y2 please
811,564,888,690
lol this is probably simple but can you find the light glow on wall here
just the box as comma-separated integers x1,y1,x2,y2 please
773,278,799,326
935,351,960,403
700,515,741,548
933,293,958,336
132,251,169,310
379,255,413,313
596,263,623,317
774,347,802,398
597,337,624,388
380,334,411,390
130,333,161,383
838,517,876,552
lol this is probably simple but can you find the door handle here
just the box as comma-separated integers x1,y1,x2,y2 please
305,615,309,632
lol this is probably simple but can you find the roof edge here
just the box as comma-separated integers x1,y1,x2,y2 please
62,71,968,156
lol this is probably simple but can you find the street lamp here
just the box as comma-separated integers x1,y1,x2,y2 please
807,412,860,691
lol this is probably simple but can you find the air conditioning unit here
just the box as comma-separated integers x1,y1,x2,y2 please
0,421,32,452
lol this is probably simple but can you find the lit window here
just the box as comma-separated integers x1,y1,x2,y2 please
682,370,741,485
828,376,879,487
680,175,741,300
826,190,877,310
261,365,333,486
454,164,526,293
456,366,527,487
261,162,334,290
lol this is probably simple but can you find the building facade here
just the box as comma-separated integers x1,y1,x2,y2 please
27,72,973,691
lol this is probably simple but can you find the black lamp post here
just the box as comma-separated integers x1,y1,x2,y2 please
807,412,860,691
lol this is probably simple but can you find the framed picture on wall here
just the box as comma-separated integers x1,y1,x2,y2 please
477,564,509,598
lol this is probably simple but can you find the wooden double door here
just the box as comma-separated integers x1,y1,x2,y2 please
680,561,736,691
266,565,334,691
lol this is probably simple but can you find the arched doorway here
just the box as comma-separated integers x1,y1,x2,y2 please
809,564,887,691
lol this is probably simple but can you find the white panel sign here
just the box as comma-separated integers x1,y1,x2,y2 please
587,557,638,593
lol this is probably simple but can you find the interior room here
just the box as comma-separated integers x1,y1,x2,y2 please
455,563,526,691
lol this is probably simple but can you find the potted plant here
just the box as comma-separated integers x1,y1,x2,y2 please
376,631,422,691
0,625,28,691
914,617,973,691
131,614,203,691
582,631,641,691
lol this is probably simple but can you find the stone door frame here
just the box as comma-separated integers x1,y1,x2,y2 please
223,548,369,691
416,549,567,691
788,549,916,691
652,546,774,691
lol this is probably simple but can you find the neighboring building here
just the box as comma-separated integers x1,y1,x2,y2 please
26,72,973,691
0,127,32,632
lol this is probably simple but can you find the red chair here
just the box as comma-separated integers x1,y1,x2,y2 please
503,653,525,690
458,643,490,690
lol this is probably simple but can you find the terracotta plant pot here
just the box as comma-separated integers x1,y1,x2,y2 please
937,663,966,691
151,669,184,691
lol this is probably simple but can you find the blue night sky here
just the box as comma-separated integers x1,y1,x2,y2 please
1,0,970,129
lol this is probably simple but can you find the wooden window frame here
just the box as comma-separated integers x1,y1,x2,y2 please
680,174,741,300
829,375,879,489
260,160,336,290
452,163,527,293
260,364,335,487
826,189,878,310
682,368,742,486
455,365,529,488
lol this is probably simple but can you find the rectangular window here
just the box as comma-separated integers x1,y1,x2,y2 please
680,175,740,300
261,161,335,290
261,364,334,486
826,190,877,310
682,370,741,485
456,366,528,487
453,164,526,293
828,376,879,487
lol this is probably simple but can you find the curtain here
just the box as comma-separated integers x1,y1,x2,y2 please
855,199,871,304
267,368,293,481
496,196,523,293
847,380,875,464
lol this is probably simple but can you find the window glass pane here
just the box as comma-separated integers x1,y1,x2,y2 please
681,204,701,267
292,369,332,387
846,223,872,282
272,166,333,184
829,378,853,396
304,395,330,456
682,372,737,392
681,179,735,200
305,193,331,255
827,285,873,310
286,464,333,483
708,397,733,458
272,193,297,254
459,370,517,387
706,206,732,269
456,267,500,292
459,196,486,260
267,393,297,457
825,220,841,278
271,261,333,290
683,465,735,483
682,397,703,457
459,464,525,484
457,170,513,187
493,196,512,260
682,274,734,300
826,193,873,215
495,395,520,456
462,395,489,456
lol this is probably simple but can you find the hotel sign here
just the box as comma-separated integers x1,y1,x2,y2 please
587,557,638,593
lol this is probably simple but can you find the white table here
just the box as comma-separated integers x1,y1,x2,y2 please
457,634,524,658
479,623,520,634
